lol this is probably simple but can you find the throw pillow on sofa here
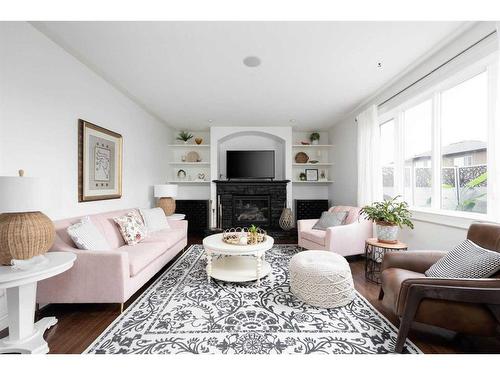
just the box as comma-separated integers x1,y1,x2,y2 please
113,210,147,245
139,207,170,233
67,216,111,251
425,239,500,278
312,211,348,231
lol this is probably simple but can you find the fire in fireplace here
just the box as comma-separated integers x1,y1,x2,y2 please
233,196,270,226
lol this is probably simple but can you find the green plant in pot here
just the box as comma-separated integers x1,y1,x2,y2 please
310,132,320,145
177,130,193,143
360,196,414,244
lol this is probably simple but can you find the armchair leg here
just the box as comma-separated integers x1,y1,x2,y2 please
395,292,421,353
378,288,384,300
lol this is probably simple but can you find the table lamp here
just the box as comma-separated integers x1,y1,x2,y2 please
154,184,178,216
0,170,55,265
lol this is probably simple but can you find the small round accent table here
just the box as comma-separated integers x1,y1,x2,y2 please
202,233,274,285
0,252,76,354
364,238,408,284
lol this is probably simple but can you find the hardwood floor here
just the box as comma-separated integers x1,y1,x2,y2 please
2,236,499,354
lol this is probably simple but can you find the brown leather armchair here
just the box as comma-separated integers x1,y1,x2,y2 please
379,222,500,353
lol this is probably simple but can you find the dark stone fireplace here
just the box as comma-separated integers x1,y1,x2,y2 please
214,180,289,230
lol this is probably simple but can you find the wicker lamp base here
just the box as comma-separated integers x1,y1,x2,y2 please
0,212,55,266
158,197,176,216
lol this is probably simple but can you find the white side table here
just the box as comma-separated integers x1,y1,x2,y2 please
166,213,185,221
0,252,76,354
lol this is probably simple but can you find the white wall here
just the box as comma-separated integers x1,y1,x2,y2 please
328,22,497,250
0,22,173,220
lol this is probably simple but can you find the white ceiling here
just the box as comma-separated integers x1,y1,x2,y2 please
33,21,468,130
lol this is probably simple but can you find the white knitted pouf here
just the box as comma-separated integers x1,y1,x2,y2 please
289,250,355,308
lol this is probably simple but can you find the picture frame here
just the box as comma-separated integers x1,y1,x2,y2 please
305,168,318,181
78,119,123,202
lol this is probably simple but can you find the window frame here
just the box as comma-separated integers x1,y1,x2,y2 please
378,53,497,227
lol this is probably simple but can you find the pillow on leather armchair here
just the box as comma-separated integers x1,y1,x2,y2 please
425,239,500,278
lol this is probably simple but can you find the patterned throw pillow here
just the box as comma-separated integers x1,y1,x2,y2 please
113,211,147,245
425,240,500,278
312,211,348,231
67,216,111,251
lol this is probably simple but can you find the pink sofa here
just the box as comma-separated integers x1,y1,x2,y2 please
37,209,188,306
297,206,372,256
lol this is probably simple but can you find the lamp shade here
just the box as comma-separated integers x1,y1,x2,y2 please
0,176,42,213
154,184,178,198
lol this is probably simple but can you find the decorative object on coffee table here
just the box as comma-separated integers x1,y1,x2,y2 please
78,119,123,202
279,207,294,230
294,152,309,163
154,184,178,216
310,132,320,145
290,250,355,308
203,233,274,285
222,226,267,245
176,130,193,143
364,238,408,284
194,137,203,145
305,169,318,181
0,170,55,265
360,196,413,244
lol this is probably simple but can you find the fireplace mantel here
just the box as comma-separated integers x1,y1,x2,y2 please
212,180,290,184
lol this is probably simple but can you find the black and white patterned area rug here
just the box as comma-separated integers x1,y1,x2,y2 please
85,245,421,354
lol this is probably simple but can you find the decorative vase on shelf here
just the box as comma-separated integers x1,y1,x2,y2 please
195,137,203,145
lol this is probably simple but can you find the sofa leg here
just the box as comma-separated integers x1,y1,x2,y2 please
119,303,124,313
378,288,384,300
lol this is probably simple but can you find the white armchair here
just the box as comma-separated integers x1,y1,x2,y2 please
297,206,373,256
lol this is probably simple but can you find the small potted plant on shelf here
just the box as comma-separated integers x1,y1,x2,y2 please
310,132,320,145
177,131,193,144
360,196,414,244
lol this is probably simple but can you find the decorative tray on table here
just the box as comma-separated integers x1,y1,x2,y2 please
222,227,267,246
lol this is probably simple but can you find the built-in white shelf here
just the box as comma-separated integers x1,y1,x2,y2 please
168,144,210,148
292,144,333,148
292,163,333,167
168,162,210,166
168,180,210,185
292,180,334,184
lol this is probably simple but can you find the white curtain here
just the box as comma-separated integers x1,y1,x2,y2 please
356,105,382,207
490,24,500,223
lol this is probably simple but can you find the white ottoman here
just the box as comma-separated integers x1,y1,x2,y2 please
289,250,355,308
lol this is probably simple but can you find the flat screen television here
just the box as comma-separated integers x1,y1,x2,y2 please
226,150,275,180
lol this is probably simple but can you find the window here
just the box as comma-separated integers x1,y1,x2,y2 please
403,99,433,208
380,119,395,200
440,72,488,214
379,63,494,218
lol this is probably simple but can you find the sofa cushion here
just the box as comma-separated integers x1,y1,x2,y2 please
300,229,326,246
139,208,171,233
119,242,167,277
66,216,111,251
144,228,185,248
113,211,147,245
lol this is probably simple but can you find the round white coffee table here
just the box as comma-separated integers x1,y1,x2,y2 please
0,252,76,354
202,233,274,285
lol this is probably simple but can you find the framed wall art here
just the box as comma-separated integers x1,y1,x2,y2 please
78,119,123,202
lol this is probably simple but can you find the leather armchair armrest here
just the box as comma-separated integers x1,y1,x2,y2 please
396,277,500,315
381,250,447,274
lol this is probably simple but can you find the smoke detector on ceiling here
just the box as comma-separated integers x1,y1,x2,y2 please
243,56,261,67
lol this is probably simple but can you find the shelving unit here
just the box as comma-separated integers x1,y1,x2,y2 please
291,139,333,184
292,163,333,167
292,180,334,184
292,144,334,148
168,134,211,184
